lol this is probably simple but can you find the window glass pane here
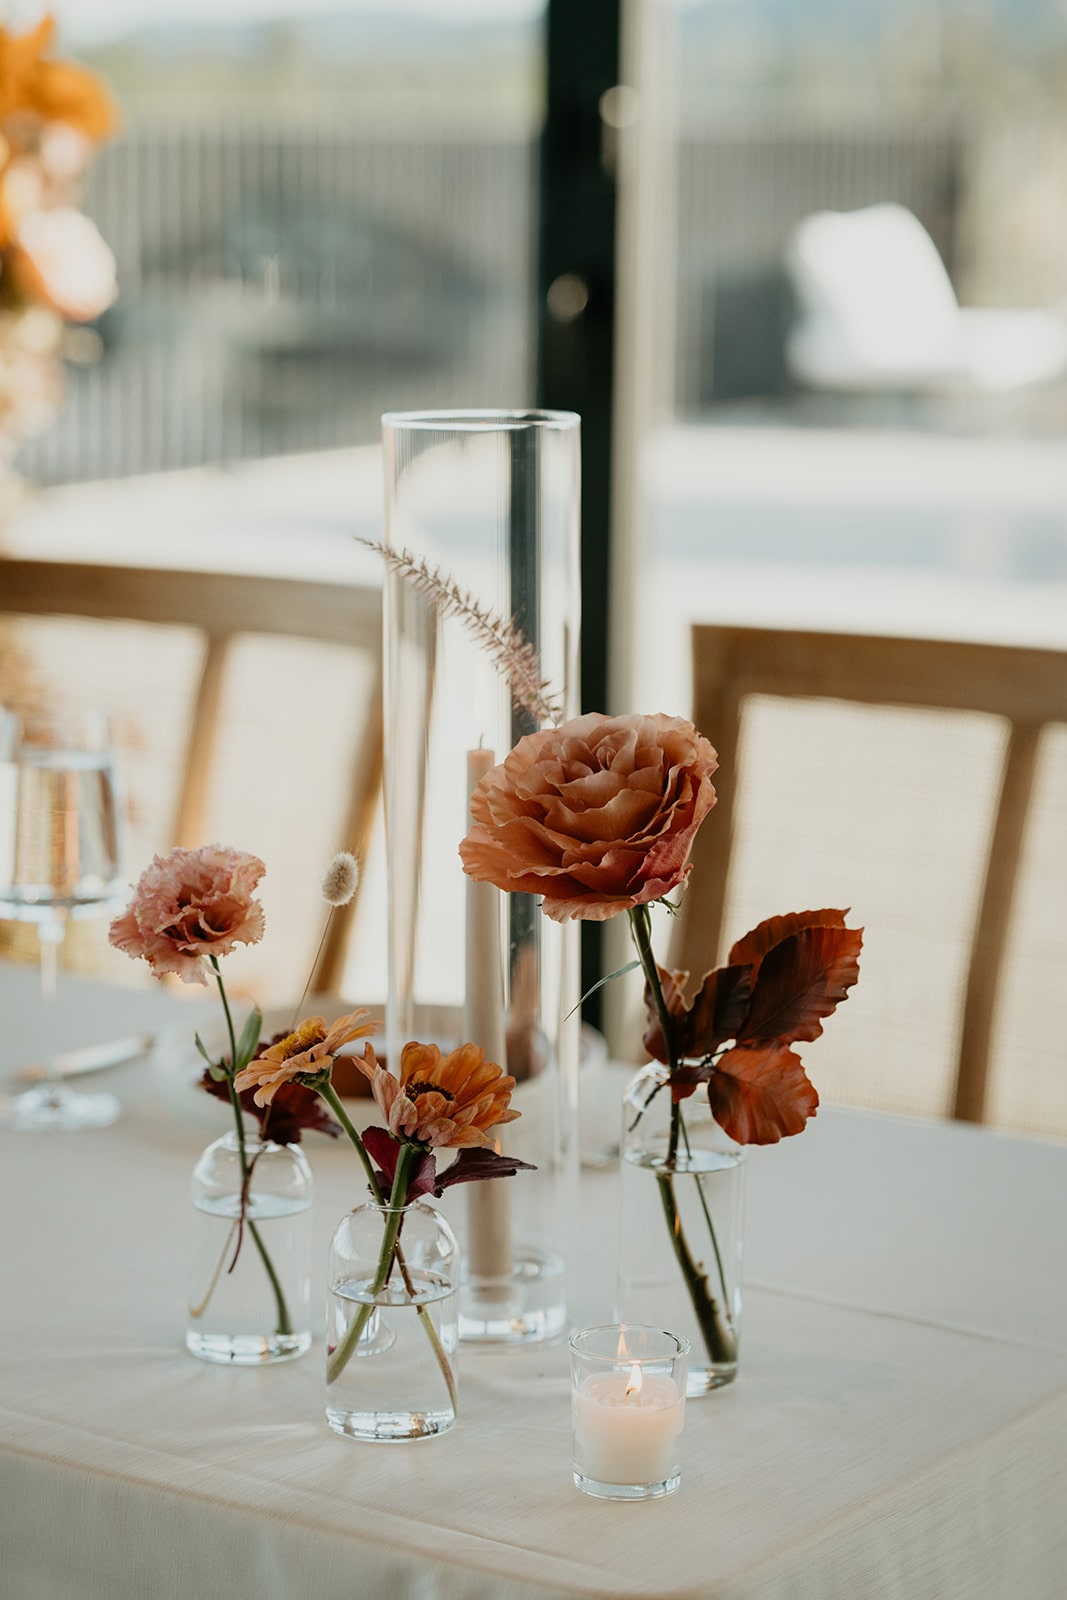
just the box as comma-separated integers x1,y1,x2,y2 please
1,4,545,1003
27,1,545,483
622,0,1067,1133
632,0,1067,717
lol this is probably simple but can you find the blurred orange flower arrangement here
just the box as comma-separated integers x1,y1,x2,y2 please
0,13,119,462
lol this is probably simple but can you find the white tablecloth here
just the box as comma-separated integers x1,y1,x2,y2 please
1,964,1065,1599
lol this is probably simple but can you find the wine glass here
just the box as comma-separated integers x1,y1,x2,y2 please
0,705,128,1131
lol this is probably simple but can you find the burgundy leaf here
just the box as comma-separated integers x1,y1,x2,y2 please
680,963,754,1056
728,908,849,974
200,1068,238,1108
401,1154,441,1202
667,1059,714,1102
198,1068,341,1144
707,1042,819,1144
431,1147,537,1195
260,1084,343,1146
361,1125,439,1202
737,924,863,1045
643,962,754,1065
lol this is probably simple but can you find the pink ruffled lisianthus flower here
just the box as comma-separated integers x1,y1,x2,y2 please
108,844,266,985
233,1010,378,1106
357,1040,519,1149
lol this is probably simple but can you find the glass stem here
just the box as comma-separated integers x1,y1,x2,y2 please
38,919,62,1004
36,920,66,1104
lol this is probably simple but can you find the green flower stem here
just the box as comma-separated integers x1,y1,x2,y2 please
679,1112,736,1330
206,956,293,1339
245,1217,293,1337
393,1245,459,1414
189,1218,238,1319
656,1170,736,1365
628,906,683,1160
627,904,736,1368
326,1143,414,1385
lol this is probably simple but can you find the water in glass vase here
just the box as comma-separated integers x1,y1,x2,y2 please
618,1141,744,1396
326,1269,458,1442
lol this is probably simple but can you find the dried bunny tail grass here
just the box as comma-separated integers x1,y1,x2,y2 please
357,536,564,727
291,851,361,1026
321,851,359,906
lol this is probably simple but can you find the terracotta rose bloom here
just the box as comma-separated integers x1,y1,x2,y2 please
108,844,266,985
459,712,717,922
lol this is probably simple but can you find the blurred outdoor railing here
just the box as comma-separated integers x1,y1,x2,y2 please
18,105,1067,484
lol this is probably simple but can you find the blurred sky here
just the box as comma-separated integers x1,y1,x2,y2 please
37,0,547,48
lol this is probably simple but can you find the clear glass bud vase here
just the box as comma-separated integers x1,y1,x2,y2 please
187,1131,314,1364
325,1199,459,1442
617,1063,745,1394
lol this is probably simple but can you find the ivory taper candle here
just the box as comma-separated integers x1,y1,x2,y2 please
464,747,512,1287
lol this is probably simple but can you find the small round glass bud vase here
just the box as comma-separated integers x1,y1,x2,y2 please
187,1131,314,1365
617,1063,745,1395
325,1199,459,1442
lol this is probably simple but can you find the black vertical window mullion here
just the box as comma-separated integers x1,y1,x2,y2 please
536,0,623,1028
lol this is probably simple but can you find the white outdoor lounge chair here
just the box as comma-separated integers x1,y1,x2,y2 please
785,202,1067,394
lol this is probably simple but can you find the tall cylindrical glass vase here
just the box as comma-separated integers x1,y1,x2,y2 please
381,409,581,1346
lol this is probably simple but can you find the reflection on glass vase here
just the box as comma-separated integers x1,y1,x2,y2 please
617,1063,744,1395
325,1199,459,1442
187,1131,313,1364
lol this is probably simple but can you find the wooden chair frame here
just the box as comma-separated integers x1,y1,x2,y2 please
1,556,383,993
675,623,1067,1124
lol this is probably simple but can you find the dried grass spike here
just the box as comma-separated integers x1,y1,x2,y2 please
356,536,564,726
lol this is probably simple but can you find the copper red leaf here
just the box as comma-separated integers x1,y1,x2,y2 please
680,963,755,1056
641,965,690,1065
642,962,754,1064
707,1042,819,1144
727,908,849,972
737,924,863,1046
668,1059,714,1101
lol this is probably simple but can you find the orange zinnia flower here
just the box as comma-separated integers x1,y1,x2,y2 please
234,1010,378,1107
358,1040,519,1150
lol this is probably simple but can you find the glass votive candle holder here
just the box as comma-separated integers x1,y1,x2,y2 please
570,1324,689,1500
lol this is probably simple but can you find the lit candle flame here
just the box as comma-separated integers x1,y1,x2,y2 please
624,1362,642,1398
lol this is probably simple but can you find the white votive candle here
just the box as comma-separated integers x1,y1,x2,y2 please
569,1325,690,1499
574,1367,685,1485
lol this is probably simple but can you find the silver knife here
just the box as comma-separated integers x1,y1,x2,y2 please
10,1032,155,1082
